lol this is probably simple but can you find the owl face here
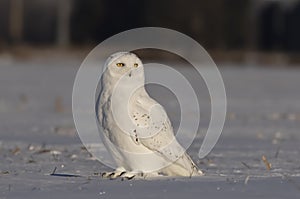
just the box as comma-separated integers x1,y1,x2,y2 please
105,52,143,79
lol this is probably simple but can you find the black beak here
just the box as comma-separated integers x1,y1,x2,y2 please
129,72,132,77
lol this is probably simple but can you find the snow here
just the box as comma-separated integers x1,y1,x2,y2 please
0,59,299,198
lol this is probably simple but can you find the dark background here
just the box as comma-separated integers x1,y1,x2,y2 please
1,0,300,64
0,0,300,51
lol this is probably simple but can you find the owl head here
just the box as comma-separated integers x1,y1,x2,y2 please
104,52,144,81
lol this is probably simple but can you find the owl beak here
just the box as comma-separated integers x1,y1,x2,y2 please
129,72,132,77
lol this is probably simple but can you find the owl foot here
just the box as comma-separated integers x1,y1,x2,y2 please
101,171,136,180
120,172,136,180
101,167,140,180
101,171,124,179
101,169,146,180
122,171,162,180
101,167,127,179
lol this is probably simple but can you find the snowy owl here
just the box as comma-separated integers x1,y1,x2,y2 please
97,52,202,179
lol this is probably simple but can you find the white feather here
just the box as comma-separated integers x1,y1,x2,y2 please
97,52,202,176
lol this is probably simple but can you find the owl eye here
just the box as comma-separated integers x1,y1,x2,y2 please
134,63,138,68
116,63,125,67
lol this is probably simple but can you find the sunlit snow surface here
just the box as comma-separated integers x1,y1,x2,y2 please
0,59,299,199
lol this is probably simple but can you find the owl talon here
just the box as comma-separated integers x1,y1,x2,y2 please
101,171,136,180
101,167,128,179
101,172,112,178
121,173,136,180
119,171,127,177
121,176,135,181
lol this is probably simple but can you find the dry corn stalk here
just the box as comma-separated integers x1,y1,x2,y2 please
262,155,272,170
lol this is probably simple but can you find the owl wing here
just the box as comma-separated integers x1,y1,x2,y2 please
132,92,197,174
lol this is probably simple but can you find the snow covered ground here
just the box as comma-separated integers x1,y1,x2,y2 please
0,58,300,198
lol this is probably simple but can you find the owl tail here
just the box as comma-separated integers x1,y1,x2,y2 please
180,152,203,177
160,152,203,177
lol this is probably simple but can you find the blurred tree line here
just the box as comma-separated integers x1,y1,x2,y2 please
0,0,299,52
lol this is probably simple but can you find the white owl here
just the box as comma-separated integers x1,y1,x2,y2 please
97,52,202,179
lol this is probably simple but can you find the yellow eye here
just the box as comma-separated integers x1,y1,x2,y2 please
134,63,138,67
116,63,125,67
